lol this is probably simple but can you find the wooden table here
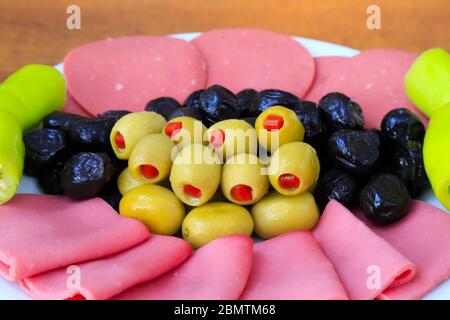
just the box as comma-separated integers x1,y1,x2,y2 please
1,0,449,80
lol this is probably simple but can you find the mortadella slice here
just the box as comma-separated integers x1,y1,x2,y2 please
321,49,427,128
64,36,207,115
304,56,350,103
192,28,315,97
364,200,450,300
313,200,416,300
62,93,93,117
20,235,191,300
240,231,348,300
114,235,253,300
0,194,150,281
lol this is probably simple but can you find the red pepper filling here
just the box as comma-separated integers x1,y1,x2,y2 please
263,115,284,131
210,129,225,148
164,122,182,137
184,184,202,198
278,174,300,189
114,132,126,149
231,184,253,202
140,165,159,180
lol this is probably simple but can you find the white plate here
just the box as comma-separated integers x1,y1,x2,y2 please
1,32,448,300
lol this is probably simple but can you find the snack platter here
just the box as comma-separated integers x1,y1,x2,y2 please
0,31,449,300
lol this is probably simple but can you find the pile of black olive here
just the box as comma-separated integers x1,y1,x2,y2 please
25,85,428,225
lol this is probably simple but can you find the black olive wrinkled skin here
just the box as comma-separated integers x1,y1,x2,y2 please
359,174,411,226
37,166,65,195
319,92,364,132
199,85,239,126
315,168,358,211
249,89,301,116
24,128,69,177
327,129,380,175
389,140,429,196
145,97,181,120
61,152,114,199
68,118,115,153
43,111,89,132
365,129,381,148
292,101,327,150
241,117,257,127
184,89,205,109
97,110,131,123
381,108,425,145
236,89,259,117
167,107,204,121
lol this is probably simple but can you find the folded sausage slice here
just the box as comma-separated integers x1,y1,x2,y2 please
62,93,93,117
240,231,348,300
20,235,191,300
313,200,416,300
0,194,150,281
114,235,253,300
364,200,450,300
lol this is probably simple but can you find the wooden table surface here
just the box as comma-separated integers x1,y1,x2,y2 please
0,0,449,80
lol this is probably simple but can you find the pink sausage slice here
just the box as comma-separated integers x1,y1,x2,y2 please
240,231,348,300
313,200,416,300
62,93,93,117
0,194,150,281
64,36,207,114
20,235,191,300
321,49,427,128
114,235,253,300
192,29,315,97
364,201,450,300
304,56,350,103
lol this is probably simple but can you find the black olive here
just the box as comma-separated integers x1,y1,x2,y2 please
236,89,259,117
68,118,115,153
61,152,114,199
37,165,65,195
319,92,364,132
24,128,69,177
43,111,89,132
199,85,239,126
327,129,380,175
381,108,425,145
249,89,301,116
359,173,411,226
364,129,382,149
292,100,327,150
184,89,205,110
145,97,181,120
99,181,122,212
314,168,358,211
388,140,429,196
167,107,204,122
97,110,131,123
241,117,256,127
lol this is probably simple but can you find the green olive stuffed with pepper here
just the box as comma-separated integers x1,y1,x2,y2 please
163,116,206,148
255,105,304,152
268,141,320,196
170,144,221,206
117,167,149,196
128,134,175,184
110,112,166,160
206,119,258,161
221,153,269,205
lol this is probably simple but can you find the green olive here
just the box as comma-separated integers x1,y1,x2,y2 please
206,119,258,161
163,116,206,148
268,141,320,196
170,144,221,206
128,134,175,184
255,105,304,152
119,184,185,235
251,191,320,239
110,112,166,160
117,167,149,196
221,153,269,205
182,202,254,249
